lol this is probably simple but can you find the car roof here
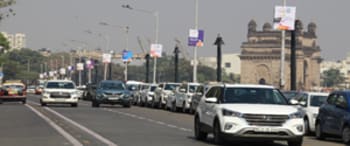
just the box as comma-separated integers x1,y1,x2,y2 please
47,80,74,83
100,80,124,83
210,83,276,89
303,92,329,96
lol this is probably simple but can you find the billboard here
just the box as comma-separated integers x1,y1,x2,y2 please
188,29,204,47
102,53,112,63
273,6,296,31
122,50,133,62
150,44,162,58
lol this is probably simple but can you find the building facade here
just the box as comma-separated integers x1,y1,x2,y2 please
320,52,350,88
1,32,26,51
198,53,241,76
240,20,322,91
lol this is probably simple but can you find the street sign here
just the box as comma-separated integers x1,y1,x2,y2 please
102,53,112,63
86,59,94,69
188,29,204,47
122,50,133,62
150,44,162,58
77,63,84,71
59,68,66,75
273,6,296,31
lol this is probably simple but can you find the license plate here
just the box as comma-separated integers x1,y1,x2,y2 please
253,127,274,132
109,97,119,100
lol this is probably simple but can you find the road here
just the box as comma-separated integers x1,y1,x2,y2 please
0,94,344,146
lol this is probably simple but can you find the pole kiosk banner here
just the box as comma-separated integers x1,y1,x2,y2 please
122,50,133,62
102,53,112,64
150,44,162,58
188,29,204,47
273,6,296,31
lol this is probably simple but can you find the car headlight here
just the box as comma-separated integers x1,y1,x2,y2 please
222,109,243,117
289,111,304,119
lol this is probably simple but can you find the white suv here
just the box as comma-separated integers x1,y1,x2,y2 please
40,80,79,107
194,84,304,146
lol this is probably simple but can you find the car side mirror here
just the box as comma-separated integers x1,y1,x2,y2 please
205,97,218,103
289,99,299,105
180,88,186,93
299,101,307,107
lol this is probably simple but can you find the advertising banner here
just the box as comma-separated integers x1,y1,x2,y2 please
188,29,204,47
122,50,133,62
102,53,112,63
86,59,94,69
273,6,296,31
150,44,162,58
77,63,84,71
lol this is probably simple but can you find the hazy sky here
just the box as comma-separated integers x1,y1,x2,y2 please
1,0,349,61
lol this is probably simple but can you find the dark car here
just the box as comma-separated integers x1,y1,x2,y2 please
91,80,131,108
315,90,350,144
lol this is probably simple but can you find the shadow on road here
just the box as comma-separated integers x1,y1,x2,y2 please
186,136,286,146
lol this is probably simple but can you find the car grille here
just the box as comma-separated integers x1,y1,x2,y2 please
50,92,71,98
242,114,289,127
104,92,123,96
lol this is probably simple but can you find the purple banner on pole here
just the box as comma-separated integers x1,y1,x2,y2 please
188,29,204,47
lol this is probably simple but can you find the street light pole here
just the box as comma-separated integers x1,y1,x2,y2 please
122,4,159,83
280,0,287,89
193,0,199,83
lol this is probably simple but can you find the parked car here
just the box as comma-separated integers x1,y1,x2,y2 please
153,82,180,108
26,85,36,94
76,85,86,99
0,80,26,104
189,84,207,114
82,83,96,101
40,80,79,107
172,82,201,113
282,90,302,101
126,81,143,105
194,84,304,146
140,83,158,107
35,86,43,95
289,92,329,135
316,90,350,144
90,80,131,108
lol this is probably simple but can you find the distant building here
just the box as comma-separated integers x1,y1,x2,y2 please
198,53,241,76
320,53,350,88
1,32,26,51
240,20,322,91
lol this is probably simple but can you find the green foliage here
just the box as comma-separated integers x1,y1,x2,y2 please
0,48,45,83
322,68,346,87
0,32,9,53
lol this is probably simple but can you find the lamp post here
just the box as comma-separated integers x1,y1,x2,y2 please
100,22,130,81
193,0,199,83
280,0,287,89
122,4,159,83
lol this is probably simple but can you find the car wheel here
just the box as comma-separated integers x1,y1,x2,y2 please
182,102,187,113
41,102,47,106
164,100,168,110
123,103,131,108
194,116,207,140
213,120,224,144
71,103,78,107
288,137,303,146
304,118,310,135
189,103,194,114
342,126,350,144
92,101,100,107
22,99,26,104
315,122,325,140
0,99,3,104
172,101,178,112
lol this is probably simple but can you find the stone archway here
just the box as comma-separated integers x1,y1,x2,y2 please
255,64,271,85
259,78,266,85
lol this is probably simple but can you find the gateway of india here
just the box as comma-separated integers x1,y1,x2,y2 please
240,20,322,91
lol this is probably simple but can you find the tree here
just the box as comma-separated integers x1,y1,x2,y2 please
0,0,16,21
322,68,346,88
0,32,9,53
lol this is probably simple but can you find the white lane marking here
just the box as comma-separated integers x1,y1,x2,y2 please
29,101,118,146
79,101,193,132
25,104,83,146
44,107,118,146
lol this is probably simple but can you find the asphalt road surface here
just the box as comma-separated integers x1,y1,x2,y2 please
0,94,345,146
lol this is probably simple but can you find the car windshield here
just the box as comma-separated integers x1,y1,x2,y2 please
150,86,157,91
310,95,328,107
189,85,199,93
101,82,125,90
46,82,75,89
127,84,139,91
223,88,288,105
4,85,25,90
164,84,179,91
